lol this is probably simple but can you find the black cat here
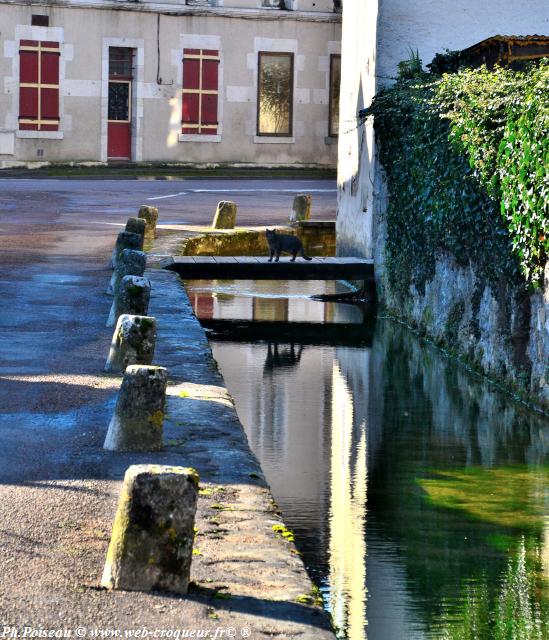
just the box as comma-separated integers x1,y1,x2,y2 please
265,229,312,262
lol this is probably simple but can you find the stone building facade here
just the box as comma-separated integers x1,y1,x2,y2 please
0,0,341,167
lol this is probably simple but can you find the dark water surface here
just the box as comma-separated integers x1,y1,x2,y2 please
185,279,549,640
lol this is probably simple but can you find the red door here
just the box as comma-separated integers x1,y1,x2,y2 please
108,48,133,160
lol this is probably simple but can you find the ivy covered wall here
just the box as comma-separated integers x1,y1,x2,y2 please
364,60,549,409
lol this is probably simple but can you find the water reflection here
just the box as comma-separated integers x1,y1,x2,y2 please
329,362,367,639
264,343,304,373
184,279,549,640
187,279,365,324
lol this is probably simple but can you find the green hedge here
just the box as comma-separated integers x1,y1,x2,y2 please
366,59,548,294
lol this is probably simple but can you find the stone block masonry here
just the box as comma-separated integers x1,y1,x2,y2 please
379,253,549,411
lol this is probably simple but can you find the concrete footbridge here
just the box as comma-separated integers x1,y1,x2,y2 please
162,256,375,281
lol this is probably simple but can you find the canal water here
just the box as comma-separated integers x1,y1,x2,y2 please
185,279,549,640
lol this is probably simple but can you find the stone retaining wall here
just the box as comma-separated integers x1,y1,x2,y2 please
378,252,549,411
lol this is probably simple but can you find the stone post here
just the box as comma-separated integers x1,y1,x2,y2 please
104,365,167,451
101,464,199,594
111,231,144,269
107,275,151,327
104,314,157,373
125,217,146,238
212,201,237,229
107,248,147,295
290,194,312,223
138,205,159,239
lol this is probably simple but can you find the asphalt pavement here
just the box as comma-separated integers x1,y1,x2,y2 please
0,178,337,638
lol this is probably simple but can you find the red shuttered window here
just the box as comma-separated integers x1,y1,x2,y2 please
182,48,219,135
19,40,60,131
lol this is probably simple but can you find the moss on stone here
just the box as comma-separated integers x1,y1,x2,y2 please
272,523,295,543
149,410,164,429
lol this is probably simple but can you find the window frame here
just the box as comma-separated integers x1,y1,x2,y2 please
328,53,341,138
256,51,294,138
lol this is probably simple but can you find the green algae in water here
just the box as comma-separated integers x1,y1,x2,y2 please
420,467,549,638
419,466,549,532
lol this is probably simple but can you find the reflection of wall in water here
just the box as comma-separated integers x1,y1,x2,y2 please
330,346,421,639
335,344,383,469
210,339,333,519
329,362,367,639
188,280,353,323
375,320,549,467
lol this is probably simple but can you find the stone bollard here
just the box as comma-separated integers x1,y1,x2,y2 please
125,217,146,238
104,314,157,373
107,248,147,295
138,205,159,240
111,231,144,269
290,193,312,223
212,201,237,229
104,365,168,451
101,464,199,594
107,275,151,327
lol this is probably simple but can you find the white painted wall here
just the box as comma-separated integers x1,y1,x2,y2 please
336,0,549,258
336,0,379,258
377,0,549,85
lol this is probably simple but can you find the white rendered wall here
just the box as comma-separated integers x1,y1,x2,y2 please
336,0,549,258
377,0,549,85
336,0,379,258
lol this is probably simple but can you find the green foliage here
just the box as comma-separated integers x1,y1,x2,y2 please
427,49,472,75
436,61,549,284
367,59,548,293
397,48,425,80
439,540,549,639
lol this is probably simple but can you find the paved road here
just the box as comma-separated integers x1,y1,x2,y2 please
0,177,336,228
0,177,336,374
0,178,336,636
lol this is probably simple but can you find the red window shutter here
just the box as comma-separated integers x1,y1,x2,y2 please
182,48,219,135
201,58,218,129
19,41,39,130
41,47,60,130
19,40,59,131
183,58,200,91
